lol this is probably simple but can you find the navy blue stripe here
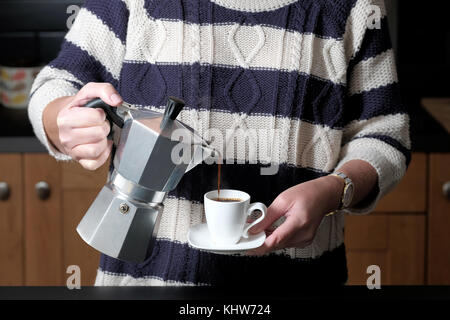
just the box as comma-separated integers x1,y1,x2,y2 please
84,0,129,44
99,240,348,286
349,17,393,69
345,82,406,122
49,40,118,88
143,0,357,40
166,162,328,204
354,134,412,166
119,62,347,128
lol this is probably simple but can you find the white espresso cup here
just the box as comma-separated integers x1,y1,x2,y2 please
204,189,267,245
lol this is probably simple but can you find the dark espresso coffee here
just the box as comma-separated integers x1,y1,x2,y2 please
212,198,242,202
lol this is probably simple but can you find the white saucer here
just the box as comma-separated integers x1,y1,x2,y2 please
187,223,266,254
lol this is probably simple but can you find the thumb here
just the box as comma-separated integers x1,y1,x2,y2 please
73,82,123,108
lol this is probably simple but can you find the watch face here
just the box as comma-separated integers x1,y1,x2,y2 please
343,183,354,207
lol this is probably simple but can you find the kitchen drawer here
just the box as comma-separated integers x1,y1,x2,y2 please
374,153,427,213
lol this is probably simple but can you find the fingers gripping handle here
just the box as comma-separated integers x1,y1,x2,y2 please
243,203,267,239
84,98,124,129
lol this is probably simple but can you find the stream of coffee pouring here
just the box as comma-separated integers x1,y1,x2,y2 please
217,159,221,200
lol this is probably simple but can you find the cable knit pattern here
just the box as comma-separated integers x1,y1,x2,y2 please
28,0,410,286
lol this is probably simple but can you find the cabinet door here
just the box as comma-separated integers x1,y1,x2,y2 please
345,153,427,285
61,161,109,285
0,154,24,285
428,153,450,284
345,214,425,285
24,154,62,285
62,190,101,285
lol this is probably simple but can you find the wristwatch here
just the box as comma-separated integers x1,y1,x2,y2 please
326,172,354,216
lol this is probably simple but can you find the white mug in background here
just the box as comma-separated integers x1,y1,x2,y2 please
0,65,42,109
204,189,267,245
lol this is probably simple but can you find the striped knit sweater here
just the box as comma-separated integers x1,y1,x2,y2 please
28,0,410,286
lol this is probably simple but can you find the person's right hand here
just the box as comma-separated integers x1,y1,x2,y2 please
56,82,123,170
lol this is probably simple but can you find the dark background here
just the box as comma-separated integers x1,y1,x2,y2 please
0,0,449,150
395,2,450,151
0,0,83,138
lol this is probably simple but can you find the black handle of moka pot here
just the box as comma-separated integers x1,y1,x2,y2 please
84,98,125,129
160,97,185,130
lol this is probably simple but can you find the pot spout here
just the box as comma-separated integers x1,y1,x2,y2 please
185,144,220,173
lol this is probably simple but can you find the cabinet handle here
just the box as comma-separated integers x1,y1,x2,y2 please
444,182,450,200
35,181,51,200
0,182,10,201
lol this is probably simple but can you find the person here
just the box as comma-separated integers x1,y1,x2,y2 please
28,0,409,286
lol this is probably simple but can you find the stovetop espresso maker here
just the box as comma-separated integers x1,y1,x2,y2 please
76,97,217,263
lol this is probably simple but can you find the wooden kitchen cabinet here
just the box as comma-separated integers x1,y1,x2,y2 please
61,160,109,286
0,154,24,285
0,151,449,285
24,154,62,285
345,153,427,285
373,153,427,213
427,153,450,284
346,214,426,285
0,153,108,286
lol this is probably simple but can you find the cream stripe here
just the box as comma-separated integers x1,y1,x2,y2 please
95,270,201,286
156,197,203,242
344,0,387,62
138,107,343,172
65,8,126,80
349,49,398,95
150,110,411,177
28,79,77,161
344,113,410,148
126,17,348,84
337,137,407,213
68,0,390,86
32,66,84,91
127,1,386,84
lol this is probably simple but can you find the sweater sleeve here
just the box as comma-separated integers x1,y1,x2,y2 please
335,0,411,214
28,0,129,161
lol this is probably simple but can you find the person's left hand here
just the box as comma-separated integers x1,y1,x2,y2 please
246,175,344,255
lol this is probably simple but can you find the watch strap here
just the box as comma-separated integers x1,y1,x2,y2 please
326,172,353,216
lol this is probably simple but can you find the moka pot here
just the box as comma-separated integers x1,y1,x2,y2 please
76,97,217,263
